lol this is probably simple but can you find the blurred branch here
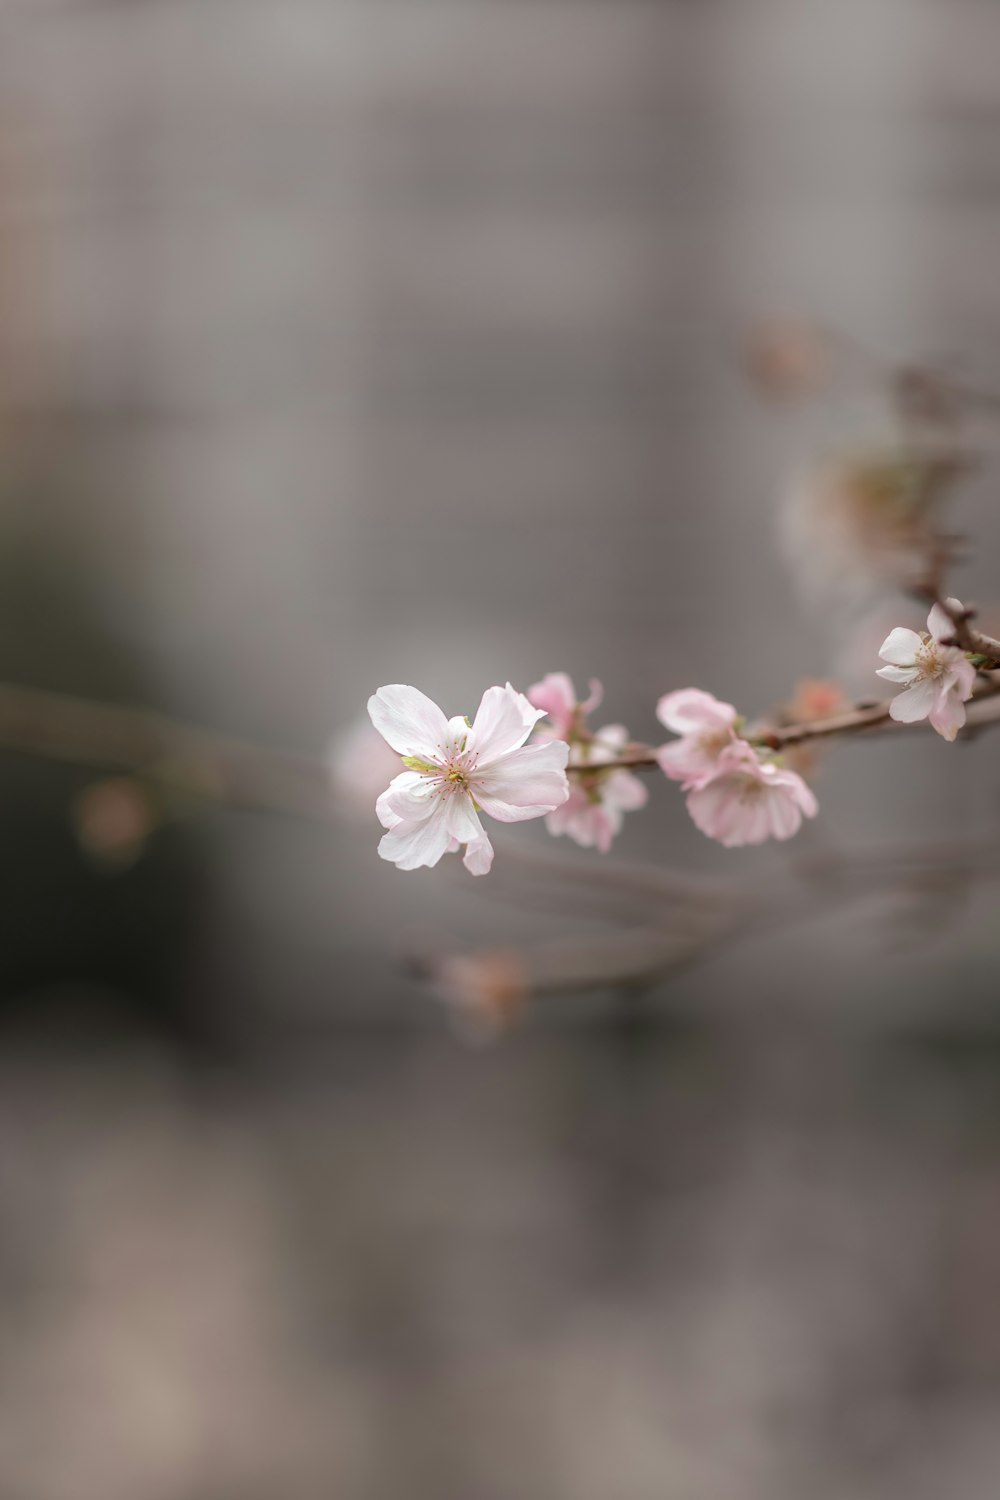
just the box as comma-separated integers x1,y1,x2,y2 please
0,680,336,822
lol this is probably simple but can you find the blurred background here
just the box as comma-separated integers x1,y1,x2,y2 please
0,1,1000,1495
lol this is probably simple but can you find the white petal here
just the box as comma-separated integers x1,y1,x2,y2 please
368,685,450,758
876,664,918,685
877,628,922,667
467,683,546,765
377,801,455,870
444,791,483,845
375,771,436,829
462,831,495,875
473,741,570,822
888,676,937,722
928,600,964,643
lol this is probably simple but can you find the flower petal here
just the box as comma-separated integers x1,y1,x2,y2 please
526,672,577,730
877,628,922,667
888,676,938,722
928,684,967,741
474,740,570,822
581,678,604,716
656,689,737,734
462,831,494,876
377,801,455,870
876,663,918,685
765,787,804,840
368,685,450,759
467,683,546,765
376,771,437,829
444,790,483,845
605,769,648,812
928,599,965,643
686,776,753,847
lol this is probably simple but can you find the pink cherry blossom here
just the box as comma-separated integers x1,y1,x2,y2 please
368,683,570,875
527,672,603,741
545,725,648,852
655,688,740,789
876,600,976,742
685,741,818,848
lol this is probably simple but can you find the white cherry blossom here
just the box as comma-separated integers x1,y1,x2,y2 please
368,683,570,875
876,601,976,742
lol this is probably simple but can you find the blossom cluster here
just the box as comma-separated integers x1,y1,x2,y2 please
365,677,817,874
655,689,817,847
361,599,984,875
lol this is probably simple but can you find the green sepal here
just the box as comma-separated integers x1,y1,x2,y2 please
401,755,437,773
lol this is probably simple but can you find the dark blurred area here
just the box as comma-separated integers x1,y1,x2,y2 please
0,2,999,1495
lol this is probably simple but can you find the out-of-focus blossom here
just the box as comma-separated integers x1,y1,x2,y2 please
527,672,602,742
328,716,402,820
73,777,158,868
784,678,848,723
877,600,977,741
434,950,527,1040
546,725,648,853
685,741,818,848
369,683,570,875
779,678,850,777
744,319,831,398
782,449,960,602
655,689,739,789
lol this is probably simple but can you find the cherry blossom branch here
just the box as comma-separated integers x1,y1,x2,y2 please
567,674,1000,774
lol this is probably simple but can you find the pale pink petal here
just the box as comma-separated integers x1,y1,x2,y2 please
714,739,765,776
462,832,494,876
779,770,818,819
765,788,804,840
888,676,938,722
605,770,648,811
656,688,737,735
588,806,617,853
376,771,436,830
581,678,604,716
474,740,570,821
928,684,967,741
590,723,628,761
377,801,455,870
877,628,922,667
686,777,751,846
739,799,774,846
368,685,450,758
544,787,584,837
655,737,733,788
951,656,977,700
468,683,546,765
526,672,577,733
